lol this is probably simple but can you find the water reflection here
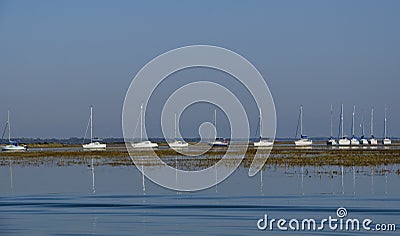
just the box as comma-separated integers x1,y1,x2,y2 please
385,165,388,195
141,164,146,193
1,162,399,196
352,166,356,195
260,169,263,194
0,163,399,235
371,166,375,194
89,158,95,194
295,146,312,150
215,165,218,193
9,159,13,193
301,166,304,196
341,166,344,195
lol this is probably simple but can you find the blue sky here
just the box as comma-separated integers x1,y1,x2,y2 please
0,0,399,138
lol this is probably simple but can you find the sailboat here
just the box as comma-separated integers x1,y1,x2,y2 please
209,109,228,147
338,104,350,146
254,107,273,147
131,104,158,149
83,106,106,150
1,111,26,151
369,108,378,145
359,112,369,145
294,105,312,146
350,105,360,146
382,105,391,145
327,104,337,146
168,113,188,148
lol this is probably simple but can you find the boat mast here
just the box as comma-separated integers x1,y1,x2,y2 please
361,113,365,137
7,110,10,142
300,105,303,137
214,109,217,138
91,158,95,193
330,104,333,138
90,106,93,143
259,107,262,139
352,105,355,137
174,113,177,140
384,105,387,139
341,104,344,138
371,108,374,137
140,104,143,142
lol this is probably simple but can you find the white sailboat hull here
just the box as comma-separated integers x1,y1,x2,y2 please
369,138,378,145
209,141,229,147
383,138,391,145
338,138,351,146
360,139,369,145
295,139,312,146
2,111,26,152
83,142,106,150
254,140,274,147
350,138,360,146
294,106,312,147
327,138,337,146
169,140,189,148
131,141,158,149
1,145,26,151
383,106,390,145
82,106,106,150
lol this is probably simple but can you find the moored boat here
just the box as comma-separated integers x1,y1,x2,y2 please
168,113,188,149
131,104,158,149
327,104,337,146
1,111,26,152
382,105,391,145
254,107,273,147
83,106,106,150
209,110,229,147
294,105,312,146
338,104,350,146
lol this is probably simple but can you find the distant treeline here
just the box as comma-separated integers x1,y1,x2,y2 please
0,136,398,144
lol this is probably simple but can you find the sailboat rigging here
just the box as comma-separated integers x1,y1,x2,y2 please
254,107,273,147
338,104,350,146
327,104,337,146
369,107,378,145
382,105,391,145
83,106,106,150
294,105,312,146
168,113,188,148
1,110,26,151
209,109,228,147
360,112,369,145
131,103,158,149
350,105,360,146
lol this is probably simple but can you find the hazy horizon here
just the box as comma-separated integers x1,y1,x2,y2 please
1,1,399,139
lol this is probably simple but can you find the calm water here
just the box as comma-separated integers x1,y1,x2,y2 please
1,161,399,235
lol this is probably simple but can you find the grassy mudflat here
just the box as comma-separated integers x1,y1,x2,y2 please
1,144,400,169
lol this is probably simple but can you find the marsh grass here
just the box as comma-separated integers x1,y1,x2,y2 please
1,146,400,170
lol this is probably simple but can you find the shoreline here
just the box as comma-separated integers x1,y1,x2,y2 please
1,145,400,168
